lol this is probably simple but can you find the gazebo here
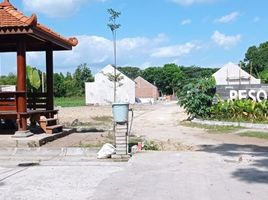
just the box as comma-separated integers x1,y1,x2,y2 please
0,0,78,136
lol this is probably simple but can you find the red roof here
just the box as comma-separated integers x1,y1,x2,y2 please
0,0,78,48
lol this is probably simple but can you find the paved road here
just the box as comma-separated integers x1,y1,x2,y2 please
0,102,268,199
93,151,268,200
0,160,124,200
0,149,267,200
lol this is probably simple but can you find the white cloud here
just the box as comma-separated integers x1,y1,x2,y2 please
211,31,241,49
0,53,17,75
171,0,214,6
55,34,191,70
59,34,169,68
181,19,192,25
22,0,106,18
253,17,260,23
151,42,200,58
215,12,240,23
0,34,203,74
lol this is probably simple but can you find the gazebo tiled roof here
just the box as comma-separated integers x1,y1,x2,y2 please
0,1,36,27
0,0,78,51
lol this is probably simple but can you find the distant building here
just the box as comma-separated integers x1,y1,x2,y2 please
85,65,135,105
0,85,16,92
135,76,159,103
213,62,261,85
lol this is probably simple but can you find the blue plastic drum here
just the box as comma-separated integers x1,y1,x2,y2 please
112,103,130,123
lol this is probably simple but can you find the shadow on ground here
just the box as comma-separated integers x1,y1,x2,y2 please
199,143,268,184
0,124,47,135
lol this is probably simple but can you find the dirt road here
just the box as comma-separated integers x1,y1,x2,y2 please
132,101,268,150
45,101,268,149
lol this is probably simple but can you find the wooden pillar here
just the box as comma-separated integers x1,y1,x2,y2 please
17,40,27,131
46,45,54,111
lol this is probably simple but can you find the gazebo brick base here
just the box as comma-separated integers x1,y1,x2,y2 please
13,130,34,138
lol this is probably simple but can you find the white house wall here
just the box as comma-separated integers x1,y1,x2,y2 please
85,65,135,105
0,85,16,92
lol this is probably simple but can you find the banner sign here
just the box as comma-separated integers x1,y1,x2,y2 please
216,84,268,102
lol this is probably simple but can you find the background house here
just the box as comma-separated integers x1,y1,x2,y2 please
0,85,15,92
85,65,135,105
135,76,159,103
213,62,261,85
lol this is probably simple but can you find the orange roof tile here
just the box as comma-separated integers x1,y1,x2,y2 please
0,0,78,47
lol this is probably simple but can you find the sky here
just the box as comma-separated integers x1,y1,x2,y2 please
0,0,268,75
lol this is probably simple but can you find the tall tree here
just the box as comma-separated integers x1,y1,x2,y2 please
54,72,66,97
180,66,218,80
73,63,94,96
162,64,184,95
0,73,17,85
107,8,121,102
141,67,165,95
259,69,268,83
117,66,142,79
64,72,77,97
243,41,268,77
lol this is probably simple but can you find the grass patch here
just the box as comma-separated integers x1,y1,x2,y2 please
209,117,268,124
77,132,115,148
78,141,107,148
92,116,113,123
55,96,85,107
239,131,268,139
180,121,242,134
129,136,143,144
143,140,160,151
62,119,113,130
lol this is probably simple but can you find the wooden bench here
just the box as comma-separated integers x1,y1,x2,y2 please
0,92,63,134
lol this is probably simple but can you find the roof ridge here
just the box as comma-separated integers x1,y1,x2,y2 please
135,76,158,88
0,0,11,8
3,3,37,26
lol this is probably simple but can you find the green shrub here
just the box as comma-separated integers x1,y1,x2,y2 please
210,99,268,122
143,140,160,151
55,96,85,107
177,77,216,119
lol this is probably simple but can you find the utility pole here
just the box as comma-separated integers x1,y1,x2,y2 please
239,62,241,85
42,72,45,93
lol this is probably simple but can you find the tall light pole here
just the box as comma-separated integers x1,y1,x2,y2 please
107,8,121,103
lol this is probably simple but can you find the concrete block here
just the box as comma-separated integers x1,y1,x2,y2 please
115,133,127,137
116,141,127,145
115,135,127,139
111,154,130,161
13,130,34,138
116,148,127,153
115,139,127,143
116,151,127,155
115,136,126,140
116,144,127,148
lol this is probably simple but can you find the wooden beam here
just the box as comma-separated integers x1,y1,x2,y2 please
0,31,70,52
17,39,27,131
46,45,54,111
32,28,72,50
